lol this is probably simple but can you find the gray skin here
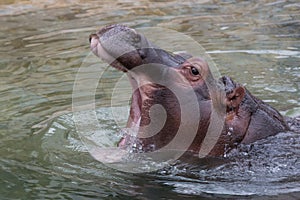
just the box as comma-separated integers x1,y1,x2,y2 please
89,24,289,156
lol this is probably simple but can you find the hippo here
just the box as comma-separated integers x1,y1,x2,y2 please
89,24,289,157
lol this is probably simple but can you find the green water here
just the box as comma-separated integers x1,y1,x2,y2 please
1,0,299,199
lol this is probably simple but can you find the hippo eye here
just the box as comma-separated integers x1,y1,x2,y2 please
190,67,200,76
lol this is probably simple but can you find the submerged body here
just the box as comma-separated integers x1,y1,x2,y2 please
89,24,289,156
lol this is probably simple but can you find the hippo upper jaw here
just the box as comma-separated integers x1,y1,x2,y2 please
89,33,131,72
90,24,188,72
89,24,154,72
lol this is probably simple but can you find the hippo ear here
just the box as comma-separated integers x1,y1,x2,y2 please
226,86,245,109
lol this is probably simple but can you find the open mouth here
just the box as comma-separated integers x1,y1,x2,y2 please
89,32,143,134
89,24,190,149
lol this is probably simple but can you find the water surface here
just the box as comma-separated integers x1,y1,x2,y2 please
1,0,299,199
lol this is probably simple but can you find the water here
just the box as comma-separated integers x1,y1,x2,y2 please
1,0,299,199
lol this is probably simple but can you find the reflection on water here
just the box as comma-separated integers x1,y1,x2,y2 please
0,0,299,199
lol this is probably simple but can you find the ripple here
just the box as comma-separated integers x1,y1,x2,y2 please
265,85,298,93
23,27,95,41
208,49,300,57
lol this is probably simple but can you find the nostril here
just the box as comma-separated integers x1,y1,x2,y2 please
138,49,146,59
89,34,98,43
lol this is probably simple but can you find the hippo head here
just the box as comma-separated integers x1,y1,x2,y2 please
89,24,288,156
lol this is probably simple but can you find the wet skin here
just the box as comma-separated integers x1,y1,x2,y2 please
89,24,289,156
